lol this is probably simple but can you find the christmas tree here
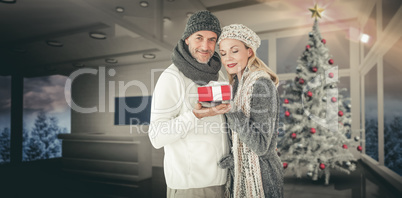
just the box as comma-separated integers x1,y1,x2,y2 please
277,4,359,185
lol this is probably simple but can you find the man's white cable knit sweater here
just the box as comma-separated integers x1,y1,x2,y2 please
149,64,229,189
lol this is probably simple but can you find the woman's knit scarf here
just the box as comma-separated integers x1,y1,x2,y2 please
172,39,221,86
231,68,270,198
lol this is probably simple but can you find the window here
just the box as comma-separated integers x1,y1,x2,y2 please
383,38,402,176
277,35,306,74
0,76,11,164
256,39,269,66
365,65,378,161
22,75,71,161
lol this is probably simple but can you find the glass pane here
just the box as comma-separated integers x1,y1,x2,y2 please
365,65,378,161
363,5,377,57
383,38,402,176
277,35,306,74
0,76,11,164
22,75,71,161
256,39,269,66
382,0,402,30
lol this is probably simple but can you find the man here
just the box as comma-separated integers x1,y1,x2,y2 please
148,10,231,198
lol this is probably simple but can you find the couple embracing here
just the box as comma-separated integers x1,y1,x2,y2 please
149,10,284,198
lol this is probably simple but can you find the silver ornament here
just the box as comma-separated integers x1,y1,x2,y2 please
307,172,313,177
297,143,303,148
346,161,351,166
322,96,327,102
354,136,360,141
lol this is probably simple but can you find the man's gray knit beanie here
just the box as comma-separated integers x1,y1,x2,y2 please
182,10,221,40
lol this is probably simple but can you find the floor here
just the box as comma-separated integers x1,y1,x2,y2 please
0,159,400,198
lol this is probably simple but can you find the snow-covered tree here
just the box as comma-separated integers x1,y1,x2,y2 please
23,112,66,161
384,116,402,175
0,127,10,163
365,118,378,161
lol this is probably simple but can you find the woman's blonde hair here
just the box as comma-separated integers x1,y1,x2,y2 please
227,44,279,86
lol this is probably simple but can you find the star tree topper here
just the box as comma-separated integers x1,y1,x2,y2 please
309,4,324,19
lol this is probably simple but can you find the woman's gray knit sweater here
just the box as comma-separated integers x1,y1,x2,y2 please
220,75,284,198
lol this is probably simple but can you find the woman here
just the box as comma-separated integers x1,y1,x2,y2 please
217,24,284,198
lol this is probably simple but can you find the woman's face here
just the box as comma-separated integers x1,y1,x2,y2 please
219,39,252,78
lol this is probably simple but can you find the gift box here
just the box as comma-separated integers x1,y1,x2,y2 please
198,81,232,102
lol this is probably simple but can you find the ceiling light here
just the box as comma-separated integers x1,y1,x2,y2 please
186,12,193,18
115,7,124,13
105,58,118,64
360,34,370,43
46,40,63,47
0,0,16,4
143,54,156,59
139,1,149,7
89,32,107,39
72,63,85,68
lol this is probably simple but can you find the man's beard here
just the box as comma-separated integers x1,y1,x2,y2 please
189,48,214,64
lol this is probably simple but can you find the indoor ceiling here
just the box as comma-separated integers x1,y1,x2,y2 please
0,0,366,77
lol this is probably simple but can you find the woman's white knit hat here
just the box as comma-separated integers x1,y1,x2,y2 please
217,24,261,51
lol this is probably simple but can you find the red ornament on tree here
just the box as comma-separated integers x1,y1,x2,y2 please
307,91,313,97
331,97,337,102
312,67,318,72
299,78,305,84
284,99,289,104
328,72,334,78
310,128,316,134
357,145,362,152
342,144,348,149
285,111,290,117
319,163,326,170
338,111,344,117
283,162,288,169
291,133,297,139
328,59,334,65
321,39,326,44
306,45,311,50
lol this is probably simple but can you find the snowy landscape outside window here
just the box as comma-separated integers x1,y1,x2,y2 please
0,76,11,164
383,38,402,176
22,75,70,161
365,65,378,161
